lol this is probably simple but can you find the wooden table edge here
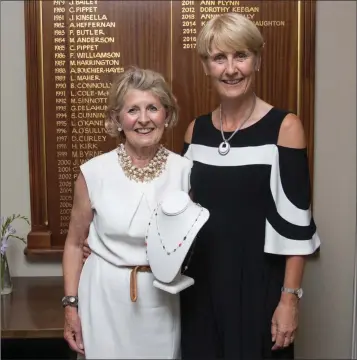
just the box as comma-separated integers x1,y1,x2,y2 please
1,328,64,339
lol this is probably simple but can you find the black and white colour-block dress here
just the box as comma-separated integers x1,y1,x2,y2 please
180,108,321,359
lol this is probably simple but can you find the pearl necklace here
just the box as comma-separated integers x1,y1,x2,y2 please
117,144,169,183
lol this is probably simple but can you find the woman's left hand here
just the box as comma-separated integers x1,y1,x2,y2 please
271,299,299,350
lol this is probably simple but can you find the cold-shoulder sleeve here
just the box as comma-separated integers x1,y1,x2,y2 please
264,145,321,255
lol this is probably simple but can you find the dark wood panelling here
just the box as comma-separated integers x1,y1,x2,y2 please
24,0,316,257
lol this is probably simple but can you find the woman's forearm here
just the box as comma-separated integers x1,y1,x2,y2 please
63,240,84,297
280,255,305,304
62,172,93,297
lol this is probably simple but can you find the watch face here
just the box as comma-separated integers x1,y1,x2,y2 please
62,296,78,306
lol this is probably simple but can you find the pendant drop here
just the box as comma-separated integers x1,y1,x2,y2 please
218,141,230,156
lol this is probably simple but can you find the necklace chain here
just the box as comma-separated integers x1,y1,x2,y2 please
219,93,257,151
145,203,203,272
117,144,169,183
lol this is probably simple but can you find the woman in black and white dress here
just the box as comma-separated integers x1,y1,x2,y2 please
180,13,320,359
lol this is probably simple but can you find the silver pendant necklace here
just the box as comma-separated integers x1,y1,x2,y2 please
218,93,257,156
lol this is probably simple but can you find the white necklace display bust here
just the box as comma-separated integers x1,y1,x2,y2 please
146,190,210,294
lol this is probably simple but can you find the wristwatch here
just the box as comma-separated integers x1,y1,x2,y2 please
281,287,303,299
62,295,78,308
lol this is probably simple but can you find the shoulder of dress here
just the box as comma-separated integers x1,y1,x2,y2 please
80,149,116,172
167,150,193,167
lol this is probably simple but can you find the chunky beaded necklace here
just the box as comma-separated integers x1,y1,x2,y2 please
117,143,169,183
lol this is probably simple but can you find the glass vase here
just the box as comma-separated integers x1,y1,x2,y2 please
1,254,13,295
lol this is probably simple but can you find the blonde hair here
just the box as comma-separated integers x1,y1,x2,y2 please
105,67,179,138
197,13,264,59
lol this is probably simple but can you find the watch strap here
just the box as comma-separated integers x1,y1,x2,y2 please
281,286,303,299
62,295,78,308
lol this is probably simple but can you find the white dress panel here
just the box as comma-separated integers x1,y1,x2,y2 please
78,149,192,359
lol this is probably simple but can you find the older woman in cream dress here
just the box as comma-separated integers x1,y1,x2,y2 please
62,67,192,359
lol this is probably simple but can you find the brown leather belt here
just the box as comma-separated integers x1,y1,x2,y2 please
125,265,152,302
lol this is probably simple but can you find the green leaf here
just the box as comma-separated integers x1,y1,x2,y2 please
8,235,26,244
1,214,30,239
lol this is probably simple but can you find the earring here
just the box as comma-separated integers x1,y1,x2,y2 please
164,123,168,128
118,126,122,132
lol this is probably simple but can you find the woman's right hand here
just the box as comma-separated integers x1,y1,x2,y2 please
82,237,91,263
64,307,85,355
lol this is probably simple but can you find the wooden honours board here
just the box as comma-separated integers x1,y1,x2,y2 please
24,0,316,257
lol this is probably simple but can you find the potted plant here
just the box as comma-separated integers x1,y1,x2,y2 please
1,214,30,295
